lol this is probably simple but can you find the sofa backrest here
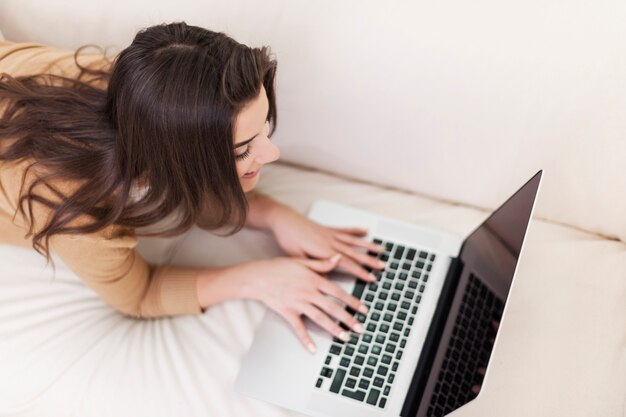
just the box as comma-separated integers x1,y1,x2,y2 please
1,0,624,243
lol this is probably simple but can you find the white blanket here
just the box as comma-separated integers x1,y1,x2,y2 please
0,163,624,417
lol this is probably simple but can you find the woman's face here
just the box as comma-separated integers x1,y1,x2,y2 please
232,85,280,193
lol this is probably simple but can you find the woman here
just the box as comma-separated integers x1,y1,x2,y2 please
0,22,386,354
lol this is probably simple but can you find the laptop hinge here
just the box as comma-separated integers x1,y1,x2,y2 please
400,256,464,417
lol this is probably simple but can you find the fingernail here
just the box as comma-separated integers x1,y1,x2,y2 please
338,331,351,342
369,273,378,282
331,254,342,263
358,304,369,314
307,342,316,353
378,260,386,268
353,323,365,333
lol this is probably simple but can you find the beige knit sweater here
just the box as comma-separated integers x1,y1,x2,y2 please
0,40,205,318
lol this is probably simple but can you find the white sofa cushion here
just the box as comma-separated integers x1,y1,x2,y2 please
0,0,624,243
0,163,624,417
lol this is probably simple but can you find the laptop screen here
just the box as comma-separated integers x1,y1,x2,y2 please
458,170,542,294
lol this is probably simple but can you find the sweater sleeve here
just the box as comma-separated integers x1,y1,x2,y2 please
49,228,206,318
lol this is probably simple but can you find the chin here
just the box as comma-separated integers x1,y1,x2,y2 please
240,175,260,192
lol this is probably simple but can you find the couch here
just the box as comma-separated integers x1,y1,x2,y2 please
0,1,624,416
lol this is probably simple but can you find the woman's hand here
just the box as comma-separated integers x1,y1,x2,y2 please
266,204,386,283
246,255,370,353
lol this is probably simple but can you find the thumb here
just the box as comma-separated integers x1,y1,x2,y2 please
297,254,342,273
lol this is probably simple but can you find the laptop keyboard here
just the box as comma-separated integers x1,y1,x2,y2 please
314,237,437,409
426,273,504,417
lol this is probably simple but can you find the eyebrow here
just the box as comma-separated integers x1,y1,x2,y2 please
233,107,271,149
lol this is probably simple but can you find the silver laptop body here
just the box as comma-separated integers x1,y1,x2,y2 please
235,171,542,417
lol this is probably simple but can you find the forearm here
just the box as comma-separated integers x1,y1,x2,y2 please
244,191,291,231
196,262,259,309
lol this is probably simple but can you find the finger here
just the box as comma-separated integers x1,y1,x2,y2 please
309,294,365,335
328,226,368,236
283,311,317,354
336,256,377,283
295,254,342,274
318,279,369,315
334,233,385,253
333,240,386,270
301,303,352,343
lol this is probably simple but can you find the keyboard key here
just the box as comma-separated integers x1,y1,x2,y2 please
383,385,391,395
345,346,355,356
400,339,407,348
426,264,432,272
345,377,356,388
377,365,389,376
399,271,408,280
373,377,385,387
379,397,387,408
401,263,411,271
419,285,425,293
408,280,417,289
393,246,404,259
408,317,414,325
379,324,390,333
404,291,414,299
372,345,382,355
349,366,360,377
393,321,403,331
363,367,375,378
384,242,393,251
397,311,407,320
316,378,323,388
404,328,410,337
362,334,372,343
416,261,425,269
384,344,396,354
373,238,382,245
330,344,342,355
401,301,411,309
358,344,369,354
396,350,403,360
354,355,365,365
325,355,332,365
382,281,392,290
376,334,386,344
392,361,399,372
383,313,393,322
391,292,401,301
366,323,376,332
412,306,418,314
366,388,381,405
423,275,429,283
388,373,395,384
367,356,378,367
381,354,392,364
419,251,428,259
406,249,416,260
356,313,366,323
390,261,399,270
388,304,397,312
374,302,384,311
340,357,350,367
430,254,436,261
395,282,404,291
359,378,370,390
412,270,421,279
379,292,388,300
352,281,366,300
365,293,374,302
341,388,366,402
389,332,399,342
321,367,333,378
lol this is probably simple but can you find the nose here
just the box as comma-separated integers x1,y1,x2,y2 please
255,135,280,165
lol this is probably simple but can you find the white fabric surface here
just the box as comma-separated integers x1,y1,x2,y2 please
0,163,624,417
0,0,624,243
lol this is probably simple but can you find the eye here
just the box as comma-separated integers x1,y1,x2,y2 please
235,146,252,161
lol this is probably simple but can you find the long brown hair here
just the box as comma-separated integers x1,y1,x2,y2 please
0,22,277,264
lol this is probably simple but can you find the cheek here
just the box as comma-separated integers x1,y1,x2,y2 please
235,160,252,177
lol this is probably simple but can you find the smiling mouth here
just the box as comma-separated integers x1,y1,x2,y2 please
242,168,260,178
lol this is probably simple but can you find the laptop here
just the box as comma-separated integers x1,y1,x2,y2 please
234,171,542,417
